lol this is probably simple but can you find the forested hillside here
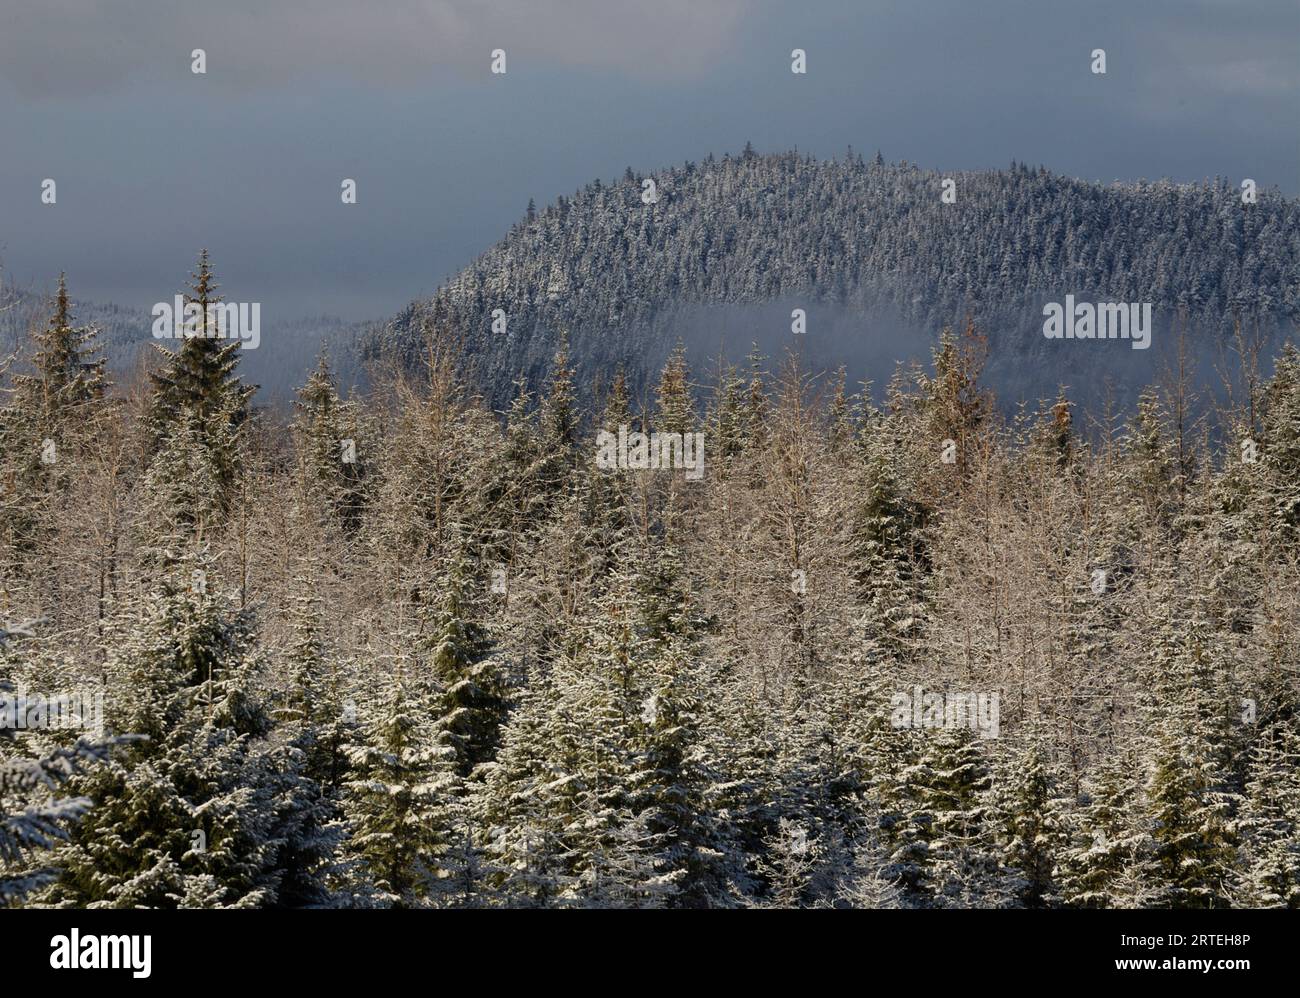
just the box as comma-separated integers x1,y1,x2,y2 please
2,259,1298,907
0,283,147,375
376,150,1300,410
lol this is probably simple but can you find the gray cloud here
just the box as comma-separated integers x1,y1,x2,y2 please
0,0,752,98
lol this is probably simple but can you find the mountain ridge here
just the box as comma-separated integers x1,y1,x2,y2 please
371,150,1299,409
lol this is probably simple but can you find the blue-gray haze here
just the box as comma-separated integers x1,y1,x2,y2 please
1,0,1296,321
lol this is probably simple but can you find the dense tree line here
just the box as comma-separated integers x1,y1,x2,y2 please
378,149,1300,408
1,259,1298,908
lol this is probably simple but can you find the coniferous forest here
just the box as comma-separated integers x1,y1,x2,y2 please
2,255,1298,909
2,0,1298,934
382,151,1300,411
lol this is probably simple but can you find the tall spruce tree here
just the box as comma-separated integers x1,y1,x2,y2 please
12,274,105,427
1233,727,1300,908
342,670,459,907
148,251,255,501
421,553,505,778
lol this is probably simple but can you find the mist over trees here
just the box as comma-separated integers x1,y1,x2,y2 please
377,150,1298,413
2,259,1297,908
0,278,372,406
6,150,1293,421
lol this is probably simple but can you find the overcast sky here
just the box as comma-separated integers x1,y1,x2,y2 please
2,0,1296,319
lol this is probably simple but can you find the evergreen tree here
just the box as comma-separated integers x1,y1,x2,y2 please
0,624,117,905
280,583,353,794
1257,344,1300,545
148,251,255,500
421,553,505,777
654,343,693,435
1139,624,1239,908
539,334,578,455
601,367,632,434
11,274,105,427
41,557,301,908
847,432,929,660
991,734,1066,907
342,671,459,907
293,352,365,527
1059,749,1148,908
631,638,732,906
1233,727,1300,908
882,728,1010,907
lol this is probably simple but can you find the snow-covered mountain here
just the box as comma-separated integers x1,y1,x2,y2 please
371,150,1299,410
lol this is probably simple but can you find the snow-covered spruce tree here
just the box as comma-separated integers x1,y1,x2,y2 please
0,625,118,905
881,727,1012,908
1058,748,1148,908
486,377,554,552
292,352,367,530
926,729,1015,908
474,674,572,907
1121,389,1180,539
341,669,460,907
39,555,326,908
630,635,736,907
536,335,579,492
829,817,905,909
828,628,905,809
740,667,879,909
1232,725,1300,908
579,434,637,585
135,403,229,552
266,581,352,907
0,276,109,584
847,428,930,662
989,732,1068,908
477,561,697,908
699,554,894,904
279,581,354,794
1256,344,1300,547
708,362,748,464
476,662,656,908
873,727,933,905
1143,732,1237,909
921,322,991,483
750,817,822,908
1201,420,1273,640
827,366,858,454
147,251,255,504
601,367,633,435
10,274,106,428
543,586,667,904
740,345,770,455
1138,619,1240,909
419,552,505,778
654,342,694,436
